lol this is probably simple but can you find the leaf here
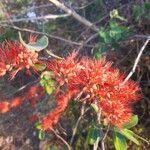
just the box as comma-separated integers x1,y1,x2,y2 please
86,126,103,145
91,103,99,113
38,130,45,140
127,130,149,144
123,115,138,129
40,71,56,95
34,63,46,71
35,122,42,130
120,129,140,145
110,10,127,21
132,5,145,21
99,27,111,43
40,71,54,79
44,83,54,95
110,9,119,18
113,131,127,150
19,32,48,51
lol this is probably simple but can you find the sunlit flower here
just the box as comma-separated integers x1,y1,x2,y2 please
45,51,79,87
10,96,23,108
41,90,75,130
0,101,10,113
0,41,38,79
24,85,45,106
43,52,141,129
0,85,44,114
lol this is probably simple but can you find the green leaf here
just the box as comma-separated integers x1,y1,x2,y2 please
49,146,59,150
113,131,127,150
127,130,149,144
19,32,48,51
99,28,112,43
132,5,145,21
40,71,54,79
86,126,102,145
120,129,140,145
91,103,99,113
123,115,138,129
44,83,54,95
40,71,56,95
34,63,46,71
110,10,127,21
35,122,42,130
38,130,45,140
110,9,119,18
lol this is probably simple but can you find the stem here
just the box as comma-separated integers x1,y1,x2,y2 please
122,38,150,84
70,102,89,144
51,129,72,150
93,109,102,150
101,124,110,150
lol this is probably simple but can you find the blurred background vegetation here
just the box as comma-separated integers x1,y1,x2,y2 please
0,0,149,149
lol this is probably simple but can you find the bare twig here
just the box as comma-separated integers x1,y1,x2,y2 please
0,14,70,23
7,79,39,97
70,101,89,144
101,124,110,150
48,0,99,31
93,109,102,150
51,129,72,150
78,33,98,51
122,38,150,84
0,24,94,48
134,35,150,39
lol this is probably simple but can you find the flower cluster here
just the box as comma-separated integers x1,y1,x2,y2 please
41,52,141,130
0,41,38,79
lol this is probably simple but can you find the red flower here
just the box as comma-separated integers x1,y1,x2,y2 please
99,98,132,127
10,96,23,108
0,85,44,114
0,62,7,76
41,90,76,130
0,101,10,113
44,52,141,129
45,51,79,87
24,85,45,106
0,41,38,79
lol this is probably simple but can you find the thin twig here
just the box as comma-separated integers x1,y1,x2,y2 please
0,14,70,23
49,0,99,31
78,33,98,51
70,101,89,144
7,79,39,97
0,24,94,48
122,38,150,84
93,109,102,150
51,129,72,150
101,124,111,150
134,35,150,39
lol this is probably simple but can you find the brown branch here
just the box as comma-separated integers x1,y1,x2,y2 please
93,109,102,150
0,24,94,48
51,129,72,150
122,38,150,84
101,124,110,150
0,14,70,23
70,102,89,144
48,0,99,31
